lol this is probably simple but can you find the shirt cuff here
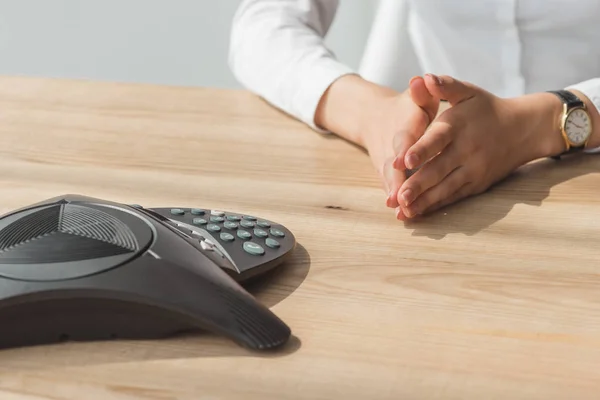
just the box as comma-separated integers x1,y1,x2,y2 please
566,78,600,153
292,58,356,133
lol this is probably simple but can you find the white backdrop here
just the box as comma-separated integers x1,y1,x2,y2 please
0,0,376,88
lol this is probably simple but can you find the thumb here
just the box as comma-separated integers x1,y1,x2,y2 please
408,76,439,124
391,76,440,171
424,74,477,106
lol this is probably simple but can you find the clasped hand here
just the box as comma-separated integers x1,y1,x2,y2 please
377,74,546,220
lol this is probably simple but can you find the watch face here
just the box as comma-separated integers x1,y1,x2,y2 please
565,108,592,146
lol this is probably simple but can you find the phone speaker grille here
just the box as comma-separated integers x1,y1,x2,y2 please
0,204,138,264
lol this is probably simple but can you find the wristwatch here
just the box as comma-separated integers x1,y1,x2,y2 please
547,89,593,159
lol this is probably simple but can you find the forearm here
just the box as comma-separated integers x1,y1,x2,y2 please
315,74,399,147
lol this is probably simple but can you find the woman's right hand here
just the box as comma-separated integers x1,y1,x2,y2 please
363,78,442,214
315,74,440,218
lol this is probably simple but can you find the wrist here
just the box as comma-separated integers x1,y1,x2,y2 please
509,92,565,161
314,74,399,148
512,89,600,162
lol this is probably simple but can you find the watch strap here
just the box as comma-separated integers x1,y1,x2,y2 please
550,145,584,160
547,90,584,108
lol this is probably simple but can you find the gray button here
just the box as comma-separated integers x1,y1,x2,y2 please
129,204,143,209
191,208,205,215
243,241,265,256
193,218,207,225
243,215,257,221
257,220,271,228
210,216,225,223
224,221,238,230
211,210,225,216
270,228,285,238
220,232,235,242
170,208,185,215
240,220,255,228
265,238,280,249
226,215,241,221
254,228,268,238
207,224,221,232
237,230,252,240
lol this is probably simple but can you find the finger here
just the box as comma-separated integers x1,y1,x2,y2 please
423,182,473,215
383,156,405,208
408,76,439,123
398,143,462,207
403,119,454,170
395,206,409,221
424,74,477,106
391,76,438,171
391,76,438,172
391,112,429,170
402,166,471,218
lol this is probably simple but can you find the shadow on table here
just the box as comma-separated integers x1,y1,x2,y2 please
243,243,311,307
0,244,311,370
404,155,600,240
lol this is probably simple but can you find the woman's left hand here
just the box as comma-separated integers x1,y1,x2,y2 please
394,74,563,219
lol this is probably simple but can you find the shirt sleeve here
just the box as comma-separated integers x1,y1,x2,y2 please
566,78,600,153
228,0,356,132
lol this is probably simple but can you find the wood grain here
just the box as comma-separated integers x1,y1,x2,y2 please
1,75,600,399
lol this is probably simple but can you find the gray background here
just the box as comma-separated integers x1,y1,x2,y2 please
0,0,376,88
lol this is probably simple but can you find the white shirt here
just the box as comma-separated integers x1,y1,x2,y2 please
229,0,600,134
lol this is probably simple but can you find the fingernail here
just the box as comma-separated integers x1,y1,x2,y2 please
409,76,420,85
395,207,403,220
401,189,414,206
404,207,415,218
386,191,393,207
406,153,419,169
426,73,444,86
393,156,402,169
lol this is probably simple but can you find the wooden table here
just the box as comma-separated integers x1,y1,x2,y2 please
1,76,600,399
